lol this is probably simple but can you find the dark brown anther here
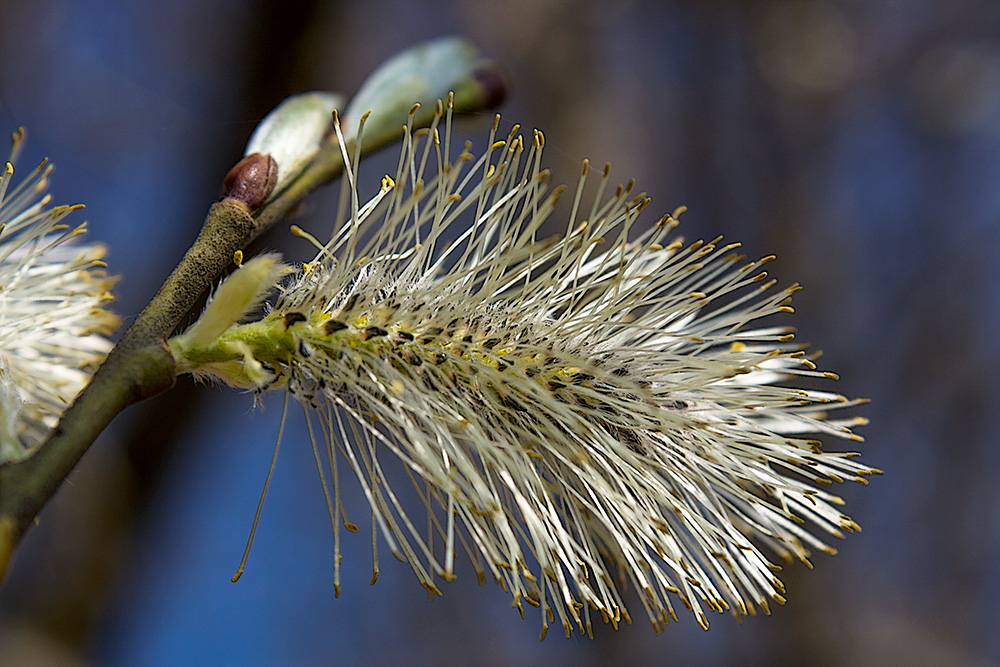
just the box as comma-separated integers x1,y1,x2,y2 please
340,294,360,313
418,327,443,345
324,320,348,335
359,326,388,341
283,312,307,328
221,153,278,209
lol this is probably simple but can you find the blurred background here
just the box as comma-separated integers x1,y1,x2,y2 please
1,0,998,665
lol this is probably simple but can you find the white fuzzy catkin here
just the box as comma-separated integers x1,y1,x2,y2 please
175,101,876,637
0,129,118,463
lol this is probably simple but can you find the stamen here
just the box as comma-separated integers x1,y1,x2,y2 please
232,392,290,583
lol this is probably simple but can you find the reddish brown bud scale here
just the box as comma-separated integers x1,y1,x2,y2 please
220,153,278,209
473,63,509,111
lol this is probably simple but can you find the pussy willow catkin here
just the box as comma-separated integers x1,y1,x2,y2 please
0,128,118,463
170,103,876,638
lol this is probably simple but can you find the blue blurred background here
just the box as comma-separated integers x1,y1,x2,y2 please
1,1,998,665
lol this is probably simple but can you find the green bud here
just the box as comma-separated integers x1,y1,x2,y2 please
245,91,344,197
342,36,507,149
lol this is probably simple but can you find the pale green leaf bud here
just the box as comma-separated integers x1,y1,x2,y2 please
342,36,507,148
173,253,286,350
245,91,344,196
